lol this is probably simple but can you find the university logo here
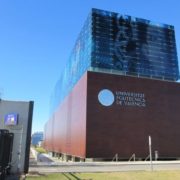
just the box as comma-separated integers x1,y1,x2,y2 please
98,89,115,106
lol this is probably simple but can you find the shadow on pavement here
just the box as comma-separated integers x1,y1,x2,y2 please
62,172,93,180
37,153,54,163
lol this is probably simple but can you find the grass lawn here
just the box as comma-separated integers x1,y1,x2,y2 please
34,147,47,154
26,171,180,180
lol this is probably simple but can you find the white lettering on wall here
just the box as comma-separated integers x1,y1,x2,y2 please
115,91,146,107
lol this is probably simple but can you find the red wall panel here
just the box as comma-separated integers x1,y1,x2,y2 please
44,73,87,158
44,117,54,151
86,71,180,159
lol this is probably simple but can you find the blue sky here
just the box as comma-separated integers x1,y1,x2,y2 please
0,0,179,133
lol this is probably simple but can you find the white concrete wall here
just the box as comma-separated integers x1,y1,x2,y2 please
31,147,38,161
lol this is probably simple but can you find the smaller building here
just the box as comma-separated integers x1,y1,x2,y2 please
0,99,34,174
31,132,43,146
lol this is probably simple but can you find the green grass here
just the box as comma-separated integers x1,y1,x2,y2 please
26,171,180,180
34,147,47,154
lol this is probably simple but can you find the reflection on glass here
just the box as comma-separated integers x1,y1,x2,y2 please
50,8,179,115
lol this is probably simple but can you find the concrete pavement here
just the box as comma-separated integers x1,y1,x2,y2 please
29,161,180,173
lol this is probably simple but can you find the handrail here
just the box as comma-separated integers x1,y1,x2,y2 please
145,154,150,161
112,153,118,162
128,153,136,162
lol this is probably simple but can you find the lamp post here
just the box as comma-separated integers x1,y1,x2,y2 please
149,135,153,171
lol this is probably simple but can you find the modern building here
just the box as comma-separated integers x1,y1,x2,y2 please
0,100,33,174
44,8,180,160
31,132,43,146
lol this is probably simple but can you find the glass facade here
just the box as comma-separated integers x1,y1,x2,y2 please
91,9,178,80
50,8,179,114
50,13,92,113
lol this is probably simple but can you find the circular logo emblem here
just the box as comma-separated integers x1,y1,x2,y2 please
98,89,115,106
